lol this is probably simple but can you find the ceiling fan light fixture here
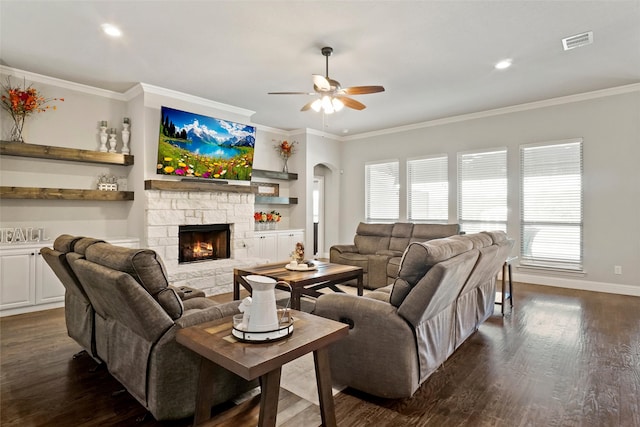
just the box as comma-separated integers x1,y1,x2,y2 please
332,97,344,112
321,96,334,114
311,99,322,112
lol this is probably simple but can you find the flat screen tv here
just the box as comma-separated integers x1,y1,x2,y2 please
157,106,255,182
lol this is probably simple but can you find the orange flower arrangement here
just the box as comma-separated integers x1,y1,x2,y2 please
1,77,64,142
273,139,298,159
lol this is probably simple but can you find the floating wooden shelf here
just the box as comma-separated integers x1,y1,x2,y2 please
0,187,134,201
251,169,298,180
144,179,253,194
254,196,298,205
0,141,134,166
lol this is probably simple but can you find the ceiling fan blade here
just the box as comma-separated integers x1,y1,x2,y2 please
337,96,367,110
301,100,315,111
341,85,385,95
268,91,315,95
312,74,331,91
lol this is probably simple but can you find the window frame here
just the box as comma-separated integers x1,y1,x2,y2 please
407,154,449,223
519,138,584,271
365,159,400,223
457,147,508,234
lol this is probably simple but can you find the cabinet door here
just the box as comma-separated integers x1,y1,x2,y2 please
277,231,305,262
254,232,278,261
36,252,65,304
0,248,36,310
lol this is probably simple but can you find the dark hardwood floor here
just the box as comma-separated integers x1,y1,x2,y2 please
1,283,639,426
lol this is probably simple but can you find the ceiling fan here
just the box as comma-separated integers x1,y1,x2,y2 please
268,46,385,114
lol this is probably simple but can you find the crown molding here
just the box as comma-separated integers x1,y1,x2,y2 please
344,83,640,141
253,123,290,136
138,83,255,118
0,65,127,100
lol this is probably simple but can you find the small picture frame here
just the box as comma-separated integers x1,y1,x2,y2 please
251,182,279,196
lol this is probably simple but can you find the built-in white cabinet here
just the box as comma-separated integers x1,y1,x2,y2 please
252,229,304,262
0,237,139,316
0,247,35,310
276,230,305,261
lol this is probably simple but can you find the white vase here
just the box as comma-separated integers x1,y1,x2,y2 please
121,123,130,154
99,126,108,152
108,132,117,153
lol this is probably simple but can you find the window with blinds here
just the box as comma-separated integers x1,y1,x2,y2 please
407,155,448,223
457,149,507,234
520,140,583,270
365,160,399,222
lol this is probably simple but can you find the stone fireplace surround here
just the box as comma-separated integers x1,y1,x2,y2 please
145,186,266,296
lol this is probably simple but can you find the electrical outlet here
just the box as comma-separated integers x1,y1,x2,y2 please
614,265,622,275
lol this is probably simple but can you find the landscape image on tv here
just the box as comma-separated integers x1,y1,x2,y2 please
157,106,255,181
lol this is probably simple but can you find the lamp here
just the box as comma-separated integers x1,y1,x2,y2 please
310,96,344,114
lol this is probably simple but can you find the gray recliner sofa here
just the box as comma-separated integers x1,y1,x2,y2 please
44,236,257,421
330,222,460,289
315,231,513,399
40,235,206,362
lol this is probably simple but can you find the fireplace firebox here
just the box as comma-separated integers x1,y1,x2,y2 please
178,224,230,264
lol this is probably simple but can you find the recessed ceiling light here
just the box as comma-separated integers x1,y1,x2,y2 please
494,59,512,70
101,23,122,37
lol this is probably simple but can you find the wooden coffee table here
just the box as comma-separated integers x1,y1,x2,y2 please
234,261,363,310
176,310,348,427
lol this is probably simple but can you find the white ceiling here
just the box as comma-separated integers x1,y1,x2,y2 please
1,1,639,136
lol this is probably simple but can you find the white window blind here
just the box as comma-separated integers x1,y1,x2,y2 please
365,160,399,222
520,140,583,270
457,149,507,234
408,155,448,223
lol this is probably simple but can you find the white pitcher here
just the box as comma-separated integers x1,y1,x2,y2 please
242,275,279,332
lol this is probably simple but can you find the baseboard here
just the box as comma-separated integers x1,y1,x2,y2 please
514,272,640,297
0,301,65,317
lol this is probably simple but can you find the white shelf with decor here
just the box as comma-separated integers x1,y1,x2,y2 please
0,237,139,316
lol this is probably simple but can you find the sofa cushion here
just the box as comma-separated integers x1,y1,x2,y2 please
53,234,82,253
410,223,460,243
390,237,473,307
389,223,414,252
482,230,508,244
353,222,393,255
73,237,106,255
387,256,403,279
84,243,184,319
450,232,493,249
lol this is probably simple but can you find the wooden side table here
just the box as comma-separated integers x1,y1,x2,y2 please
176,310,348,427
496,256,517,315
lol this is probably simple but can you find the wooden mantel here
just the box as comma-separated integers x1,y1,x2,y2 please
144,180,253,194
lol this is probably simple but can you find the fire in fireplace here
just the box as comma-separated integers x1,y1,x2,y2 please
178,224,230,264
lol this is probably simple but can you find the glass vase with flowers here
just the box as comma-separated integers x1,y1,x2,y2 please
273,140,298,173
0,77,64,143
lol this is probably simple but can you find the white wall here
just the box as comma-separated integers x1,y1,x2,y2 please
339,88,640,295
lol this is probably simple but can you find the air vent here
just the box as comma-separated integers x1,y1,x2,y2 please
562,31,593,51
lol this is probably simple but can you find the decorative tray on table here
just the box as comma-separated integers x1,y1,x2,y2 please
231,310,294,342
285,261,317,271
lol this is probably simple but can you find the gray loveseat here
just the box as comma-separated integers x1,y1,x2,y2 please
315,231,513,399
42,235,256,421
330,222,460,289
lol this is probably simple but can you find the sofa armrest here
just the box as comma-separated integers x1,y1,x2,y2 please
330,244,358,256
313,293,418,397
170,284,206,300
367,254,393,289
176,300,241,329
